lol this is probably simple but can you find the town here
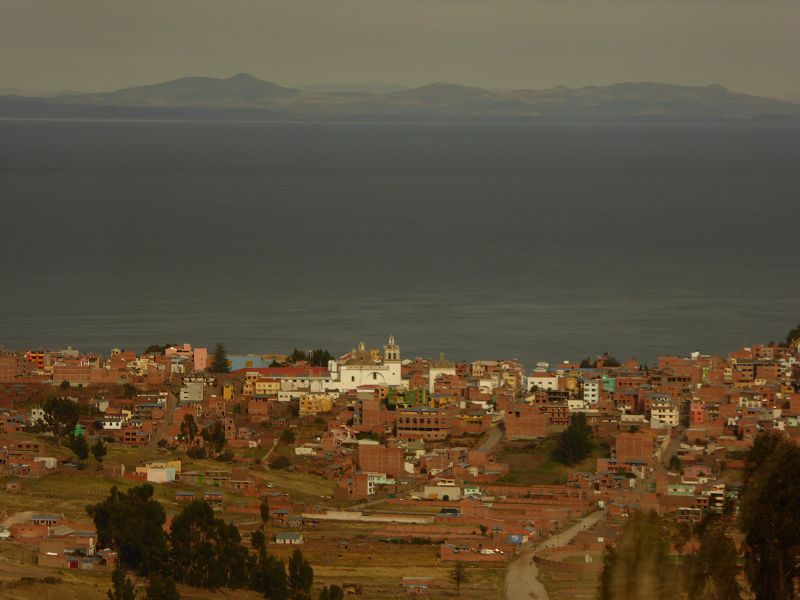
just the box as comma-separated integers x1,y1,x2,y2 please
1,329,800,600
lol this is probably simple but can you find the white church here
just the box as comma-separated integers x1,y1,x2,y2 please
327,335,404,391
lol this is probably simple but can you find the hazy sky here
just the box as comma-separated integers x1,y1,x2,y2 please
2,0,799,97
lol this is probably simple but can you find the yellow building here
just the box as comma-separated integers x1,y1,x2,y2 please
299,394,333,416
254,378,280,397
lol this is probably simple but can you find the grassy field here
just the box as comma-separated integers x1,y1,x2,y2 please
496,436,610,485
0,432,505,599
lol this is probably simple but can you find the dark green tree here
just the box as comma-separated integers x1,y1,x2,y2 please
91,437,108,469
288,549,314,600
170,500,249,590
260,496,270,526
209,342,231,373
449,561,468,595
598,510,683,600
108,567,136,600
251,529,266,552
179,414,198,444
785,324,800,345
685,516,741,600
201,420,227,453
280,429,296,444
87,484,168,575
307,349,333,368
69,433,89,466
144,344,174,355
318,585,343,600
43,395,80,446
739,431,800,600
146,574,181,600
262,553,289,600
552,412,594,465
270,456,292,470
288,348,308,363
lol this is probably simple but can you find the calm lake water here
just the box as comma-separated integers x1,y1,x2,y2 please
1,120,798,367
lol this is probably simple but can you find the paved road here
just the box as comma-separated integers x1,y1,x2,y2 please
505,510,606,600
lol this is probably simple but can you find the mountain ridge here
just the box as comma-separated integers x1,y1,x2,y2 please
2,73,799,122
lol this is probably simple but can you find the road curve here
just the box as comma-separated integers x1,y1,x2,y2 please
505,509,606,600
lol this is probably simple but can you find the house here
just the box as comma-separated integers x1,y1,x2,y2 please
203,490,224,509
275,532,303,545
401,577,435,594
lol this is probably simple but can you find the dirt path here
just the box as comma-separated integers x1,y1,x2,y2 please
146,391,177,449
505,510,606,600
475,424,504,453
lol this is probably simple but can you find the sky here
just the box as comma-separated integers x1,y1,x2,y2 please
2,0,799,98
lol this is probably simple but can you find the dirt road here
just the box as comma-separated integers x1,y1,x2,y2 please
147,391,177,449
505,510,606,600
475,424,504,452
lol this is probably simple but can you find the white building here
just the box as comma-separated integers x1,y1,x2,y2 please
529,373,559,392
650,396,680,429
582,380,600,404
102,415,126,430
30,407,45,426
428,353,456,394
180,381,204,404
328,336,403,391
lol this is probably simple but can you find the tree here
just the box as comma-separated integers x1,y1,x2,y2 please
144,344,174,355
87,484,168,575
318,585,343,600
280,429,296,444
108,568,136,600
287,549,313,600
259,552,289,600
668,454,681,472
288,348,307,364
739,431,800,600
786,324,800,345
270,456,292,470
260,496,270,526
552,412,594,466
170,500,249,590
91,437,108,469
43,395,80,446
685,515,741,600
579,356,593,368
307,349,333,368
201,420,227,453
179,414,198,444
69,433,89,466
449,561,469,595
60,379,70,389
209,342,230,373
146,574,181,600
122,383,138,398
598,511,683,600
251,529,266,553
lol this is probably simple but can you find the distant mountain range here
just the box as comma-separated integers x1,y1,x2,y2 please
2,73,799,122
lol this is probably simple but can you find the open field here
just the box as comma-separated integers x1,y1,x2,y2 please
497,436,610,485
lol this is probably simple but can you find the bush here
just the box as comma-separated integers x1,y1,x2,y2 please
187,447,207,459
269,456,292,470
